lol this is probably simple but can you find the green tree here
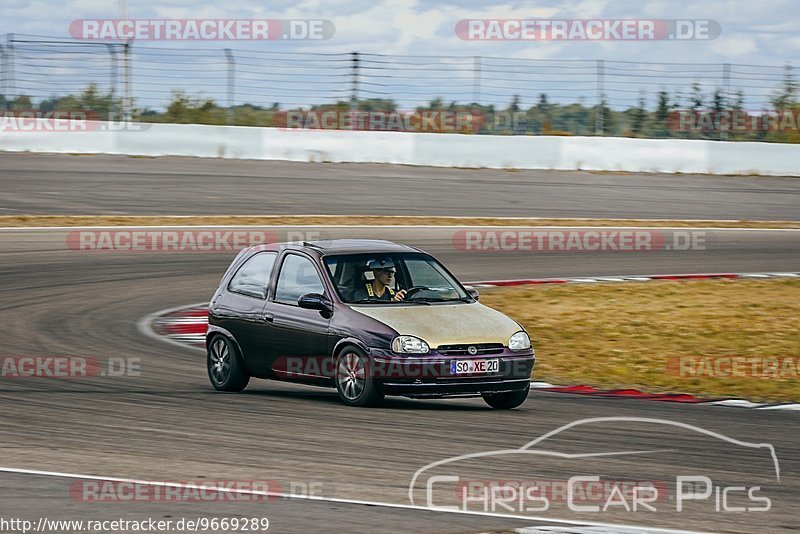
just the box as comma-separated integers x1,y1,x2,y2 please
771,63,797,111
654,90,672,137
630,91,647,137
691,82,704,111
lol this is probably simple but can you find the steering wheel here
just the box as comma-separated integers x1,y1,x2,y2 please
403,285,431,299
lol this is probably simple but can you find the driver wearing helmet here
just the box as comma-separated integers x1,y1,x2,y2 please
353,258,407,302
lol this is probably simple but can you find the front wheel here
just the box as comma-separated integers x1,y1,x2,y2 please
335,348,384,407
207,335,250,392
482,384,529,409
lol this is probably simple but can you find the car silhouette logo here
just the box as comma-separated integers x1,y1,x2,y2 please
467,346,478,355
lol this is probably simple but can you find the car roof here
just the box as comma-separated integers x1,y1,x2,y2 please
307,239,421,255
242,239,421,257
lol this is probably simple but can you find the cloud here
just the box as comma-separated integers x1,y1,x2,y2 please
0,0,794,111
709,34,759,58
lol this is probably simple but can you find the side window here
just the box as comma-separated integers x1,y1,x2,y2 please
228,252,277,299
275,254,325,304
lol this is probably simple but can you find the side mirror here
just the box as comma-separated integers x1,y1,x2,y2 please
465,286,479,300
298,293,333,317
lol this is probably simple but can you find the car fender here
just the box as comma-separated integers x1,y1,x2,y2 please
206,324,252,370
332,336,371,358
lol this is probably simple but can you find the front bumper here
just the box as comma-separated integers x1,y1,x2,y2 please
369,348,535,397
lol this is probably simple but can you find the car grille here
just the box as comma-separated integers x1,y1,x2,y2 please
436,343,504,356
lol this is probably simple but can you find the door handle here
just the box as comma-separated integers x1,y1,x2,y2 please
262,313,274,322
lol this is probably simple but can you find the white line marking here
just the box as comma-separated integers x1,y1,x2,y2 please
756,403,800,411
516,526,703,534
0,466,708,534
469,272,800,286
708,400,767,409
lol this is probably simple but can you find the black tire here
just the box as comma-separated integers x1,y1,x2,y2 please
334,347,384,407
207,335,250,392
482,384,530,409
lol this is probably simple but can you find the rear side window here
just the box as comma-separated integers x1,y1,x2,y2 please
275,254,325,304
228,252,277,299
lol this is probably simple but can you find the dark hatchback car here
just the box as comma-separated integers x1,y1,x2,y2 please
206,239,535,408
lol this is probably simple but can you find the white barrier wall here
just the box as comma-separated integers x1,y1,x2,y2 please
2,120,800,176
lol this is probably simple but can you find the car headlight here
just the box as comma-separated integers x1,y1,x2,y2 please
508,331,531,351
392,335,430,354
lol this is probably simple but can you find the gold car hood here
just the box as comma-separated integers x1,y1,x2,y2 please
350,302,522,348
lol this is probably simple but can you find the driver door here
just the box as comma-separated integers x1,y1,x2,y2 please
262,253,333,379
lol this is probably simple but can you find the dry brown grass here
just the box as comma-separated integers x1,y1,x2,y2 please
1,215,798,229
479,279,800,402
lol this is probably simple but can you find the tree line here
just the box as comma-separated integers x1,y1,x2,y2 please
2,78,797,143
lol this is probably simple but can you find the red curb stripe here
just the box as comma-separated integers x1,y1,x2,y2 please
161,322,208,335
648,273,739,281
481,279,569,286
541,386,711,403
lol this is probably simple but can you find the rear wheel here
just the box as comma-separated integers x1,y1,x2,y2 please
207,335,250,392
335,348,383,407
482,384,529,409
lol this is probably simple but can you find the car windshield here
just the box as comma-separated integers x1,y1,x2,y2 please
324,252,470,304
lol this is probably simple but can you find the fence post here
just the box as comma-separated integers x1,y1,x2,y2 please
122,41,132,122
105,44,119,120
472,56,481,104
595,59,604,135
0,43,5,110
225,48,235,126
721,62,730,141
6,33,14,110
350,51,359,113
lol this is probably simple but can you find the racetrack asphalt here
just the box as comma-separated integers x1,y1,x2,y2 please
1,153,799,220
0,155,798,533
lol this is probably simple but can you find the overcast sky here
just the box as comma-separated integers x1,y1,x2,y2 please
1,0,796,111
1,0,797,65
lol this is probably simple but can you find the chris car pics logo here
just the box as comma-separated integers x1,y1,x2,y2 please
410,417,778,515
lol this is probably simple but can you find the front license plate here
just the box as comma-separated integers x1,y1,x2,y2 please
451,359,499,374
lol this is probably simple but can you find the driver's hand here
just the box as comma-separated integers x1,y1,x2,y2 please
392,289,407,301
